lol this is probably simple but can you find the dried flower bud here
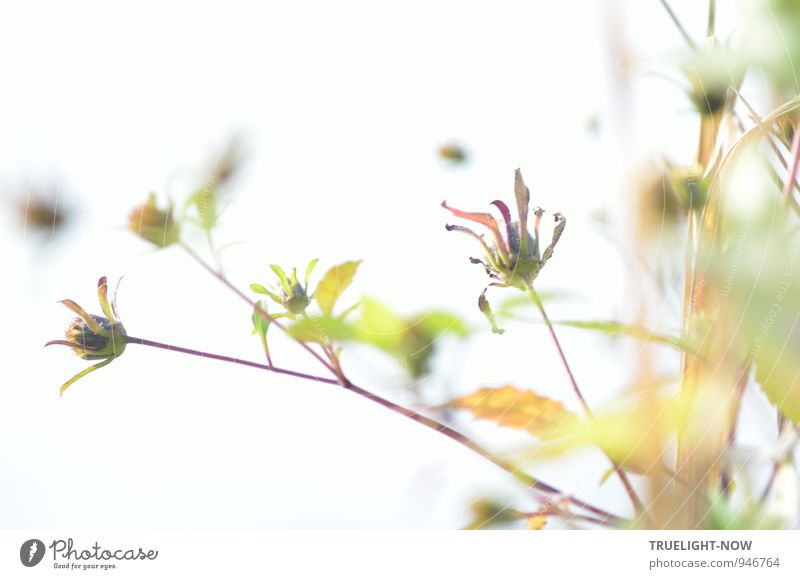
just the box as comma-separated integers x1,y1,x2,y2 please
46,276,128,395
65,314,127,360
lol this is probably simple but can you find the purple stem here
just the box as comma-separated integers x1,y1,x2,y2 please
125,336,338,384
124,334,624,525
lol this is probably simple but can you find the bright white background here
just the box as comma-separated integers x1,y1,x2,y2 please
0,0,776,528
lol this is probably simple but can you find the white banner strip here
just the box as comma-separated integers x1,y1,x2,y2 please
1,530,798,578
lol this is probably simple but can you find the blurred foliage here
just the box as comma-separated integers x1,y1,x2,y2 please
706,487,786,530
549,320,695,353
669,164,710,211
127,193,180,247
682,38,744,118
289,298,469,378
20,194,68,235
704,206,800,424
749,0,800,94
528,394,686,477
438,142,469,165
463,497,523,530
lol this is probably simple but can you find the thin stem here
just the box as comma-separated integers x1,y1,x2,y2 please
125,333,624,525
720,364,750,496
783,121,800,206
525,285,592,416
734,91,800,217
262,339,274,368
760,415,788,504
525,283,648,520
658,0,698,51
340,379,619,523
126,336,339,385
760,462,781,504
179,242,336,375
706,0,716,37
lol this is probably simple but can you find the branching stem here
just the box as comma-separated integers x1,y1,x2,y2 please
125,333,624,525
179,242,336,375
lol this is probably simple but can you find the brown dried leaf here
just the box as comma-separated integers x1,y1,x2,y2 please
451,385,577,439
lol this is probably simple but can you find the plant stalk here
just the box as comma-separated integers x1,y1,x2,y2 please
525,283,648,520
125,333,624,525
180,242,336,375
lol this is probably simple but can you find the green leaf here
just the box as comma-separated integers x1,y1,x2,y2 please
754,340,800,425
315,260,361,314
289,298,468,377
552,320,696,352
356,298,406,350
707,214,800,425
185,187,219,232
251,300,272,338
287,315,355,343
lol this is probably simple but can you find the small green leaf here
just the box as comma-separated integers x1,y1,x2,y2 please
598,466,616,487
478,293,504,335
250,283,282,304
251,300,272,337
305,258,319,287
316,260,361,314
270,265,291,294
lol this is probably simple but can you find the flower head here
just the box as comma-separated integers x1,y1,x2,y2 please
443,169,565,334
127,193,180,247
45,276,127,395
251,260,319,316
249,260,319,363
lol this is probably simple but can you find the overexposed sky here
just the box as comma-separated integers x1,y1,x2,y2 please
0,0,778,528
